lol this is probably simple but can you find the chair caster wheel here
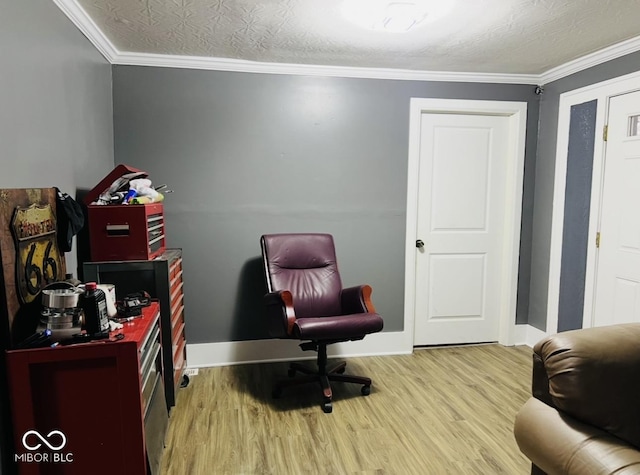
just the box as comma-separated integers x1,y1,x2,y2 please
361,385,371,396
323,402,333,413
287,368,296,377
272,387,283,399
180,374,190,388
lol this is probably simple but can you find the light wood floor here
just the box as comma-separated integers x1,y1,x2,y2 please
160,344,533,475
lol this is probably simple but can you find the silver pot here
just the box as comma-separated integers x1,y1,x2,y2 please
40,283,84,340
41,287,83,309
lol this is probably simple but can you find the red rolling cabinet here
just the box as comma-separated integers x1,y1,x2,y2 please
6,303,167,475
83,249,187,411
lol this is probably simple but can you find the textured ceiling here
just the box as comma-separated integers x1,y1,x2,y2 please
74,0,640,75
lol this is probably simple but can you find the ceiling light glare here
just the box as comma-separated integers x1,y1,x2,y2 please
341,0,453,33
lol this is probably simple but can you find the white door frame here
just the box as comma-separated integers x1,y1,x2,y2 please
404,98,527,347
547,70,640,334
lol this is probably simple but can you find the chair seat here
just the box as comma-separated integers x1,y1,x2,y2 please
294,313,383,340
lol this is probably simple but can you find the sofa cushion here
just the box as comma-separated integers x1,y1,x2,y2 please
534,323,640,448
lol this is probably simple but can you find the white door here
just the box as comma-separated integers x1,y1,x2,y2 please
414,112,511,345
593,90,640,326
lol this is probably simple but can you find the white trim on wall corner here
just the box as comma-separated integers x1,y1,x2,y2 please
186,330,413,368
113,51,539,84
539,35,640,85
54,0,640,85
52,0,118,62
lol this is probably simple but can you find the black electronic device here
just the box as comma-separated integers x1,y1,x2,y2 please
117,291,151,317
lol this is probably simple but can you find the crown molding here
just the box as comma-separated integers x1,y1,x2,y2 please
539,34,640,84
113,51,539,84
53,0,118,62
55,0,640,86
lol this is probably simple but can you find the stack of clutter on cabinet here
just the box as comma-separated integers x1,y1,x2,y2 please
84,164,169,261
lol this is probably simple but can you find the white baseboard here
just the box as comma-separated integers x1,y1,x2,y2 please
186,330,413,368
187,325,550,368
513,324,548,348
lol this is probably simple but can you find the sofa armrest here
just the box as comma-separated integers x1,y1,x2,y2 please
515,397,640,475
533,323,640,448
532,352,553,406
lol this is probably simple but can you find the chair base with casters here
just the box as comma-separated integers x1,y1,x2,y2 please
272,341,371,413
261,233,384,413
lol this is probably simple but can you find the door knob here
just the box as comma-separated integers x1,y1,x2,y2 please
416,239,425,249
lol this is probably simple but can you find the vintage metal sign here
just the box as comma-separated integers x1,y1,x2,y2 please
11,204,62,303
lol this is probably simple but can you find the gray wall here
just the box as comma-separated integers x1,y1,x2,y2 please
529,50,640,331
0,0,114,472
112,66,539,343
558,100,597,332
0,0,114,278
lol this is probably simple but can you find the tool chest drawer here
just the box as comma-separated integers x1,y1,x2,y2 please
83,164,167,262
86,202,166,261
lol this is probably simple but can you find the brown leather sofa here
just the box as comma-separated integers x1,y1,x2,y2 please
514,323,640,475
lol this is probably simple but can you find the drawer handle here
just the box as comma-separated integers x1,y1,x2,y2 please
106,224,130,236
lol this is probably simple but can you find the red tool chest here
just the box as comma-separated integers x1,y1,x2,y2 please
84,164,166,261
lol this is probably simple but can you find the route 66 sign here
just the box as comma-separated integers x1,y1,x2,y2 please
11,204,62,304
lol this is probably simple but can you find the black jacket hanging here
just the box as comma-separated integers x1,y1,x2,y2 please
54,187,85,253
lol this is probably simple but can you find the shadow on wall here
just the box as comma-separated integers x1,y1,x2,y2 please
231,256,270,341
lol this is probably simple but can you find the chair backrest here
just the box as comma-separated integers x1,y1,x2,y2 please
261,233,343,318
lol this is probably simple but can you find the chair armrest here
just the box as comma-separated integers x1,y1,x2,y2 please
533,323,640,448
264,290,296,337
341,285,376,314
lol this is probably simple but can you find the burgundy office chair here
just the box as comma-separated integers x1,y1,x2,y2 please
260,233,384,413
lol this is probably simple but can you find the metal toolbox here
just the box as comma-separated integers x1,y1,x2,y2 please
84,165,166,261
